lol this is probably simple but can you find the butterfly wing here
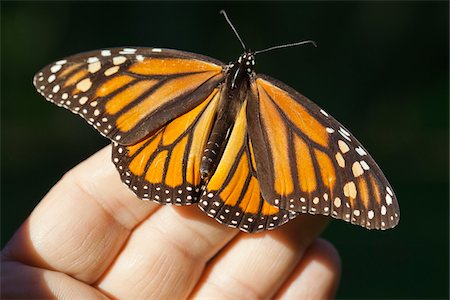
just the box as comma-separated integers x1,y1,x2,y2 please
247,74,400,230
33,47,225,145
112,88,221,205
198,98,297,233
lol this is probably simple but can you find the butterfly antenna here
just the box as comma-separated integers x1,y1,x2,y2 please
254,40,317,55
220,10,247,50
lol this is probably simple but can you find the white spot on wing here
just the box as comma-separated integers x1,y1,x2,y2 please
386,194,393,205
360,160,370,170
48,74,56,83
335,152,345,168
101,50,111,56
333,197,341,208
343,181,357,198
339,127,350,136
355,146,367,156
87,57,99,63
79,96,88,105
338,140,350,154
76,78,92,92
50,64,62,73
88,61,101,73
386,186,393,196
339,130,351,141
120,48,137,54
352,161,364,177
104,66,119,76
113,56,127,65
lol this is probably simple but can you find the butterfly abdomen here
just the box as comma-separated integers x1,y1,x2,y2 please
200,90,242,180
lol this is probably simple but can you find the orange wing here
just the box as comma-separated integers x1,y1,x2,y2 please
33,47,225,145
112,88,221,205
198,99,297,233
247,75,399,230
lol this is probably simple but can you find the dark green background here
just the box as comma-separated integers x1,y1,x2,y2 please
2,2,448,299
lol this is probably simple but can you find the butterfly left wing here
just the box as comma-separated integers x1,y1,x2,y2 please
33,47,225,145
247,75,400,230
198,98,297,233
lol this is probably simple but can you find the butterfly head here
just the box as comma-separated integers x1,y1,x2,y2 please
237,52,256,75
225,52,256,92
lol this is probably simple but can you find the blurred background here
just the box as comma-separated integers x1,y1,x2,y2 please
2,2,448,298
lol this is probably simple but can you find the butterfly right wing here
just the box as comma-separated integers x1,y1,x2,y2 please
33,47,225,145
247,75,399,230
112,88,221,205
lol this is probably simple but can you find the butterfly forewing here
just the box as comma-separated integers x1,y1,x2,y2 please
247,75,399,230
199,99,297,232
33,47,225,145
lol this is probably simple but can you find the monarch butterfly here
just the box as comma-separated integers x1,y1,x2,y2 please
33,11,399,233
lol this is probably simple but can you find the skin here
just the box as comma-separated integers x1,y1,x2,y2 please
1,146,341,299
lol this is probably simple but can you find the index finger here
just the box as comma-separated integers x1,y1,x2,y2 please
2,146,159,283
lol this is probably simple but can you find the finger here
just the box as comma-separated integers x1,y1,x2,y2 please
95,204,239,299
2,146,159,283
0,260,108,299
276,238,341,299
190,214,330,299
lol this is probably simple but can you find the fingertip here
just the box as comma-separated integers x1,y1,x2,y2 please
309,238,342,279
276,238,341,300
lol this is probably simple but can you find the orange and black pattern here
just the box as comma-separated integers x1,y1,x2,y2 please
33,47,224,145
247,75,399,230
34,46,399,232
111,88,220,206
198,100,297,232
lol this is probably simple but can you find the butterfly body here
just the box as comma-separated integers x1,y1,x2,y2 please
34,46,399,233
200,52,255,179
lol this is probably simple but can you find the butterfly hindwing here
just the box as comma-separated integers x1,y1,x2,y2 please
112,88,221,205
33,47,225,145
198,99,297,233
247,75,399,230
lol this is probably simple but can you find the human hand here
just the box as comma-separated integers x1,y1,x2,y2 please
1,146,340,299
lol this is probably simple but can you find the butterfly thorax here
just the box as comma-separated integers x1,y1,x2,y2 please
199,52,255,180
